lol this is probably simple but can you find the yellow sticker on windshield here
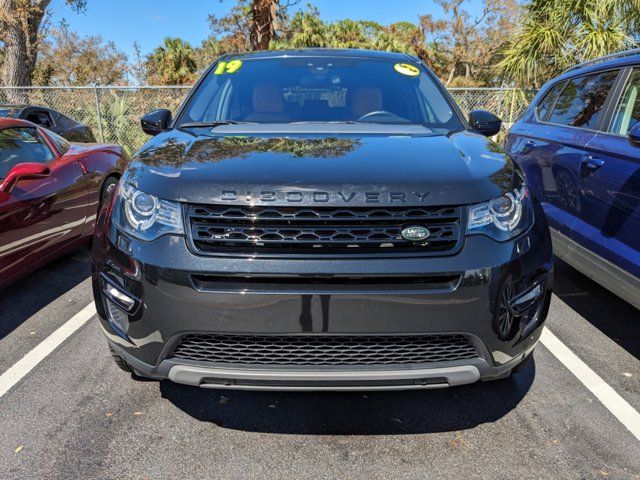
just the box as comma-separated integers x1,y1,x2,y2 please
394,63,419,77
214,60,243,75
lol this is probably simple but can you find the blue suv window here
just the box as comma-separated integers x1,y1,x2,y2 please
535,81,566,121
609,69,640,135
548,70,619,130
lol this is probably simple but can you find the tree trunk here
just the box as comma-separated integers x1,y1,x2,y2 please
249,0,278,51
413,22,433,67
0,0,51,102
446,63,457,86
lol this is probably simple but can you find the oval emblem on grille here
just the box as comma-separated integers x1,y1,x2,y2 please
401,226,430,242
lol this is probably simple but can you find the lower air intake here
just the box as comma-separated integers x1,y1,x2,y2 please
170,334,478,366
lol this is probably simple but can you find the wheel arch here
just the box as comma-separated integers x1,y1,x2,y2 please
99,172,121,206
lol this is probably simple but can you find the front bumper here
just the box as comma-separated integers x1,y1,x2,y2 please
92,202,553,391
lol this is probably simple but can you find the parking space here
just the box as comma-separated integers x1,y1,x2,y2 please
0,249,639,479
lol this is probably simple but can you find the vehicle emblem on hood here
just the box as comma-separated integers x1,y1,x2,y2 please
401,226,430,242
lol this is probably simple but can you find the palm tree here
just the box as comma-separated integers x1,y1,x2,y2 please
496,0,640,87
327,20,372,49
147,37,197,85
249,0,279,50
276,7,327,48
372,30,409,54
372,22,433,66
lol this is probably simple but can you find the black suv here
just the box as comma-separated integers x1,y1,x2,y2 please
92,49,552,391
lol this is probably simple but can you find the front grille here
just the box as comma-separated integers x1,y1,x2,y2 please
170,334,478,366
188,204,463,256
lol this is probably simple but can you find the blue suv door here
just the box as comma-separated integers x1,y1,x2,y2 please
507,70,620,241
578,67,640,279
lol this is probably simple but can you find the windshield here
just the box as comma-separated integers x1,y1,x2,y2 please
178,56,463,133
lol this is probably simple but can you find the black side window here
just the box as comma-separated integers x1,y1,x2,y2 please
548,70,619,130
25,109,54,128
0,128,54,179
536,81,565,121
57,113,78,130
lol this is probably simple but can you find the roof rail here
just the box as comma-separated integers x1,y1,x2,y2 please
563,48,640,74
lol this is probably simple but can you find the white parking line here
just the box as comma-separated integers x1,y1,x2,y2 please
1,299,639,445
540,327,640,442
0,302,96,399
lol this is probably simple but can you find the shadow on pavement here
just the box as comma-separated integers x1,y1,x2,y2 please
553,259,640,360
0,246,91,341
159,360,534,435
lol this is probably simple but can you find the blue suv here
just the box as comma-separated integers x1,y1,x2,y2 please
505,49,640,310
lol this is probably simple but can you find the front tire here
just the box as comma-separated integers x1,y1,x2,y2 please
99,176,119,208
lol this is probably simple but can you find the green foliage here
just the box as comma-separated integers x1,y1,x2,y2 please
270,6,431,64
326,20,380,49
22,0,640,90
132,0,520,87
101,95,135,156
146,37,198,85
497,0,640,87
33,21,128,86
274,6,328,48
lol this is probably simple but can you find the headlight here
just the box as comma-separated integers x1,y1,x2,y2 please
112,182,184,241
467,185,534,241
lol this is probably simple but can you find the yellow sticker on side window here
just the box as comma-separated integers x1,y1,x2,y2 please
394,63,419,77
214,60,243,75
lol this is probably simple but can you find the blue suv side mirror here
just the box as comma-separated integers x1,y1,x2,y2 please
628,122,640,145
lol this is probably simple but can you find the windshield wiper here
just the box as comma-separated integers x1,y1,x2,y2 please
178,120,255,129
290,121,357,124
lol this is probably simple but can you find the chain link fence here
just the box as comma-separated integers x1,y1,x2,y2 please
0,86,537,155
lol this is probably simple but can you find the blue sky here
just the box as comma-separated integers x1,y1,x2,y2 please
47,0,485,59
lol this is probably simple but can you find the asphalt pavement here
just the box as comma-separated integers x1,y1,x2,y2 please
0,247,639,480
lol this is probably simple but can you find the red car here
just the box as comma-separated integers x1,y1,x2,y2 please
0,118,125,289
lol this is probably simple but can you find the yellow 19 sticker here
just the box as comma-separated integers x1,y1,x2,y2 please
394,63,419,77
214,60,243,75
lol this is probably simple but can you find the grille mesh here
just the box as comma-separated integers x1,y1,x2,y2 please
170,334,478,366
188,204,462,256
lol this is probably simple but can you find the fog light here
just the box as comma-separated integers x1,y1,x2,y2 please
105,284,135,311
510,282,543,315
100,272,138,313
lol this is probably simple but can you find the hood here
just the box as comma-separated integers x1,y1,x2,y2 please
127,126,517,207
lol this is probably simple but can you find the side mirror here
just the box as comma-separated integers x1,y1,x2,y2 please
0,162,51,193
141,109,172,136
469,110,502,137
628,122,640,145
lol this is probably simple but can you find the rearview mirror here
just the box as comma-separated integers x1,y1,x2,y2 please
141,109,172,136
0,162,51,193
628,122,640,145
469,110,502,137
